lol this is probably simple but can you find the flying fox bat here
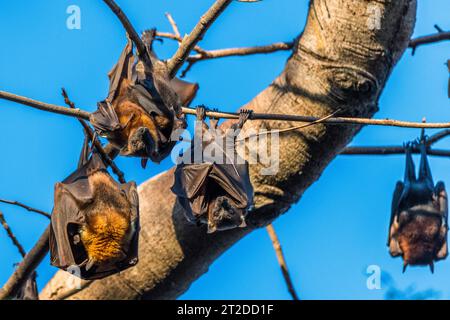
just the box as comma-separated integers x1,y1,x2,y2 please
171,107,254,233
13,272,38,300
49,134,139,280
388,141,448,273
90,30,198,166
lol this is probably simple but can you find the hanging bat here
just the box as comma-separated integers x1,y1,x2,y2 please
171,107,254,233
90,30,198,166
388,141,448,273
13,272,38,300
49,134,139,280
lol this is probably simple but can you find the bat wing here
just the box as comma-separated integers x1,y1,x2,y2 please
13,271,38,300
120,181,140,262
90,101,122,137
50,181,90,269
172,163,212,221
172,163,212,200
435,181,448,260
107,38,134,102
388,181,404,256
170,78,199,106
209,163,253,209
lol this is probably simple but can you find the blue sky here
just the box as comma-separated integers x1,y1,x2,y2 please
0,0,449,300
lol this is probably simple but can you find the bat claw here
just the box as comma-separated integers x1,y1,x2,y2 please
402,263,408,273
141,158,148,169
195,105,207,121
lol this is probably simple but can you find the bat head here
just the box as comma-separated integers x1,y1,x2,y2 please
207,196,247,233
397,210,445,267
121,126,156,158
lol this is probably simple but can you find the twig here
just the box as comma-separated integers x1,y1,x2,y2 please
266,224,299,300
0,90,90,120
4,90,450,129
165,12,180,38
186,41,294,62
0,199,50,219
166,0,233,78
0,211,26,257
0,225,50,300
341,146,450,157
409,30,450,55
157,31,293,77
61,89,126,183
341,128,450,157
102,0,151,66
181,106,450,129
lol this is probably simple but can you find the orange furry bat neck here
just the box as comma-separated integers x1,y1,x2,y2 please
79,171,133,266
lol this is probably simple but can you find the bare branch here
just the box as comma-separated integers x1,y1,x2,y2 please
341,128,450,157
61,89,125,183
0,211,26,257
181,106,450,129
155,31,208,54
165,12,181,38
102,0,151,66
0,199,50,219
0,90,90,120
0,225,50,300
188,42,293,61
341,146,450,157
266,224,299,300
166,0,233,78
409,30,450,54
3,90,450,129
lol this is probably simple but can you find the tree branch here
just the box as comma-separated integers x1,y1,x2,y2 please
409,30,450,54
166,0,233,78
0,90,90,120
4,89,450,130
341,128,450,157
266,224,299,300
0,199,51,219
0,225,50,299
0,211,27,258
102,0,151,66
165,12,181,39
341,146,450,157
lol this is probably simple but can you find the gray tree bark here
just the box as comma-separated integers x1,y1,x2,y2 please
40,0,416,300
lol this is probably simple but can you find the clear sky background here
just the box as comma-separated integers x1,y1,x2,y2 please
0,0,449,300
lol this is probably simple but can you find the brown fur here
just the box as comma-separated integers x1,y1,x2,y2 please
113,78,171,153
397,213,443,265
79,171,133,265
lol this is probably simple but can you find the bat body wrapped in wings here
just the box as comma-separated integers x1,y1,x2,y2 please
171,108,254,233
49,135,139,280
388,142,448,272
90,30,198,165
13,272,38,300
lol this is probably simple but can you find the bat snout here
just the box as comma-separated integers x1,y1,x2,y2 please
208,196,246,233
121,126,156,158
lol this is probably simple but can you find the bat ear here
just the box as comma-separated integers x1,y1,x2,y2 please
436,240,448,260
207,222,217,234
239,215,247,228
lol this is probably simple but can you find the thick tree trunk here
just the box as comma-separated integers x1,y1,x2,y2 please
41,0,416,300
